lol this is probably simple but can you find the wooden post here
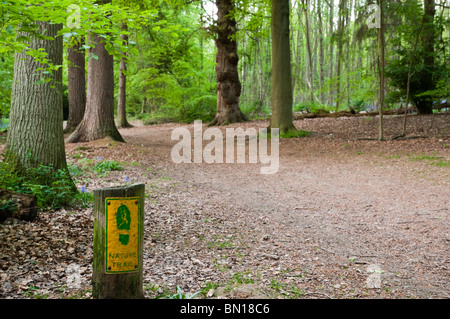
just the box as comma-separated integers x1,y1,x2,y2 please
92,183,145,299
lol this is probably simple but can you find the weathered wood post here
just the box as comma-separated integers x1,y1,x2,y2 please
93,183,145,299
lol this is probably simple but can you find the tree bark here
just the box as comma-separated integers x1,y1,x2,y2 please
377,0,385,141
6,21,70,175
64,39,86,134
117,23,132,129
335,0,346,111
318,0,325,104
328,0,335,108
141,97,147,114
210,0,247,126
302,0,314,102
416,0,436,115
66,32,124,142
66,0,124,143
269,0,295,133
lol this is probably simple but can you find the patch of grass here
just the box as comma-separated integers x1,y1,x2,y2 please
269,279,306,299
22,285,49,299
279,130,311,139
206,235,234,249
260,129,311,139
386,154,401,159
73,188,93,208
409,154,443,162
408,153,449,167
161,286,201,299
200,281,219,298
431,159,450,167
67,163,84,178
229,271,254,285
92,160,123,174
144,283,161,293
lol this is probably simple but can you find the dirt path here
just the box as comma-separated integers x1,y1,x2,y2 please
117,115,449,299
1,114,449,299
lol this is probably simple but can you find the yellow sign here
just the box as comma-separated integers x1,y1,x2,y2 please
105,197,139,274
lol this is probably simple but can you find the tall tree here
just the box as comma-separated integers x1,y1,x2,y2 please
67,0,124,143
301,0,314,102
6,21,71,176
210,0,247,126
328,0,335,108
317,0,325,104
417,0,436,114
335,0,346,111
269,0,295,133
377,0,385,141
64,39,86,134
117,22,132,128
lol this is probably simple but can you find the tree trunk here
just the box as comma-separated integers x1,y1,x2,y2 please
402,21,424,136
416,0,436,115
328,0,335,108
64,39,86,134
335,0,346,111
141,97,147,114
66,0,124,143
377,0,385,141
318,0,325,104
117,23,132,129
66,32,124,142
6,21,70,175
269,0,295,133
210,0,247,126
302,0,314,102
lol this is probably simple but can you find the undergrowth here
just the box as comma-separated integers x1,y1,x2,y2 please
0,162,91,210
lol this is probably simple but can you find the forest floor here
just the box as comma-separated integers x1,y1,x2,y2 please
0,113,449,299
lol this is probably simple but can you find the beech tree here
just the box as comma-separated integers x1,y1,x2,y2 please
417,0,436,114
269,0,295,133
66,0,125,143
64,39,86,134
117,22,132,128
377,0,385,141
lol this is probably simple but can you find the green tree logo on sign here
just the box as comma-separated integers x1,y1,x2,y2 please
116,204,131,245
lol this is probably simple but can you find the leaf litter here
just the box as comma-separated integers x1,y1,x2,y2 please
0,114,449,299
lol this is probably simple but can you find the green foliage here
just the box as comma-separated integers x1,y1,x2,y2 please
0,118,9,132
0,56,13,118
385,1,450,108
279,130,311,139
92,160,124,174
0,198,16,215
240,101,271,119
125,1,217,124
164,286,201,299
200,282,219,298
0,162,77,210
294,101,330,114
229,271,254,285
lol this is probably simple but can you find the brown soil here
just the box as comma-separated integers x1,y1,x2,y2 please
1,114,449,299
